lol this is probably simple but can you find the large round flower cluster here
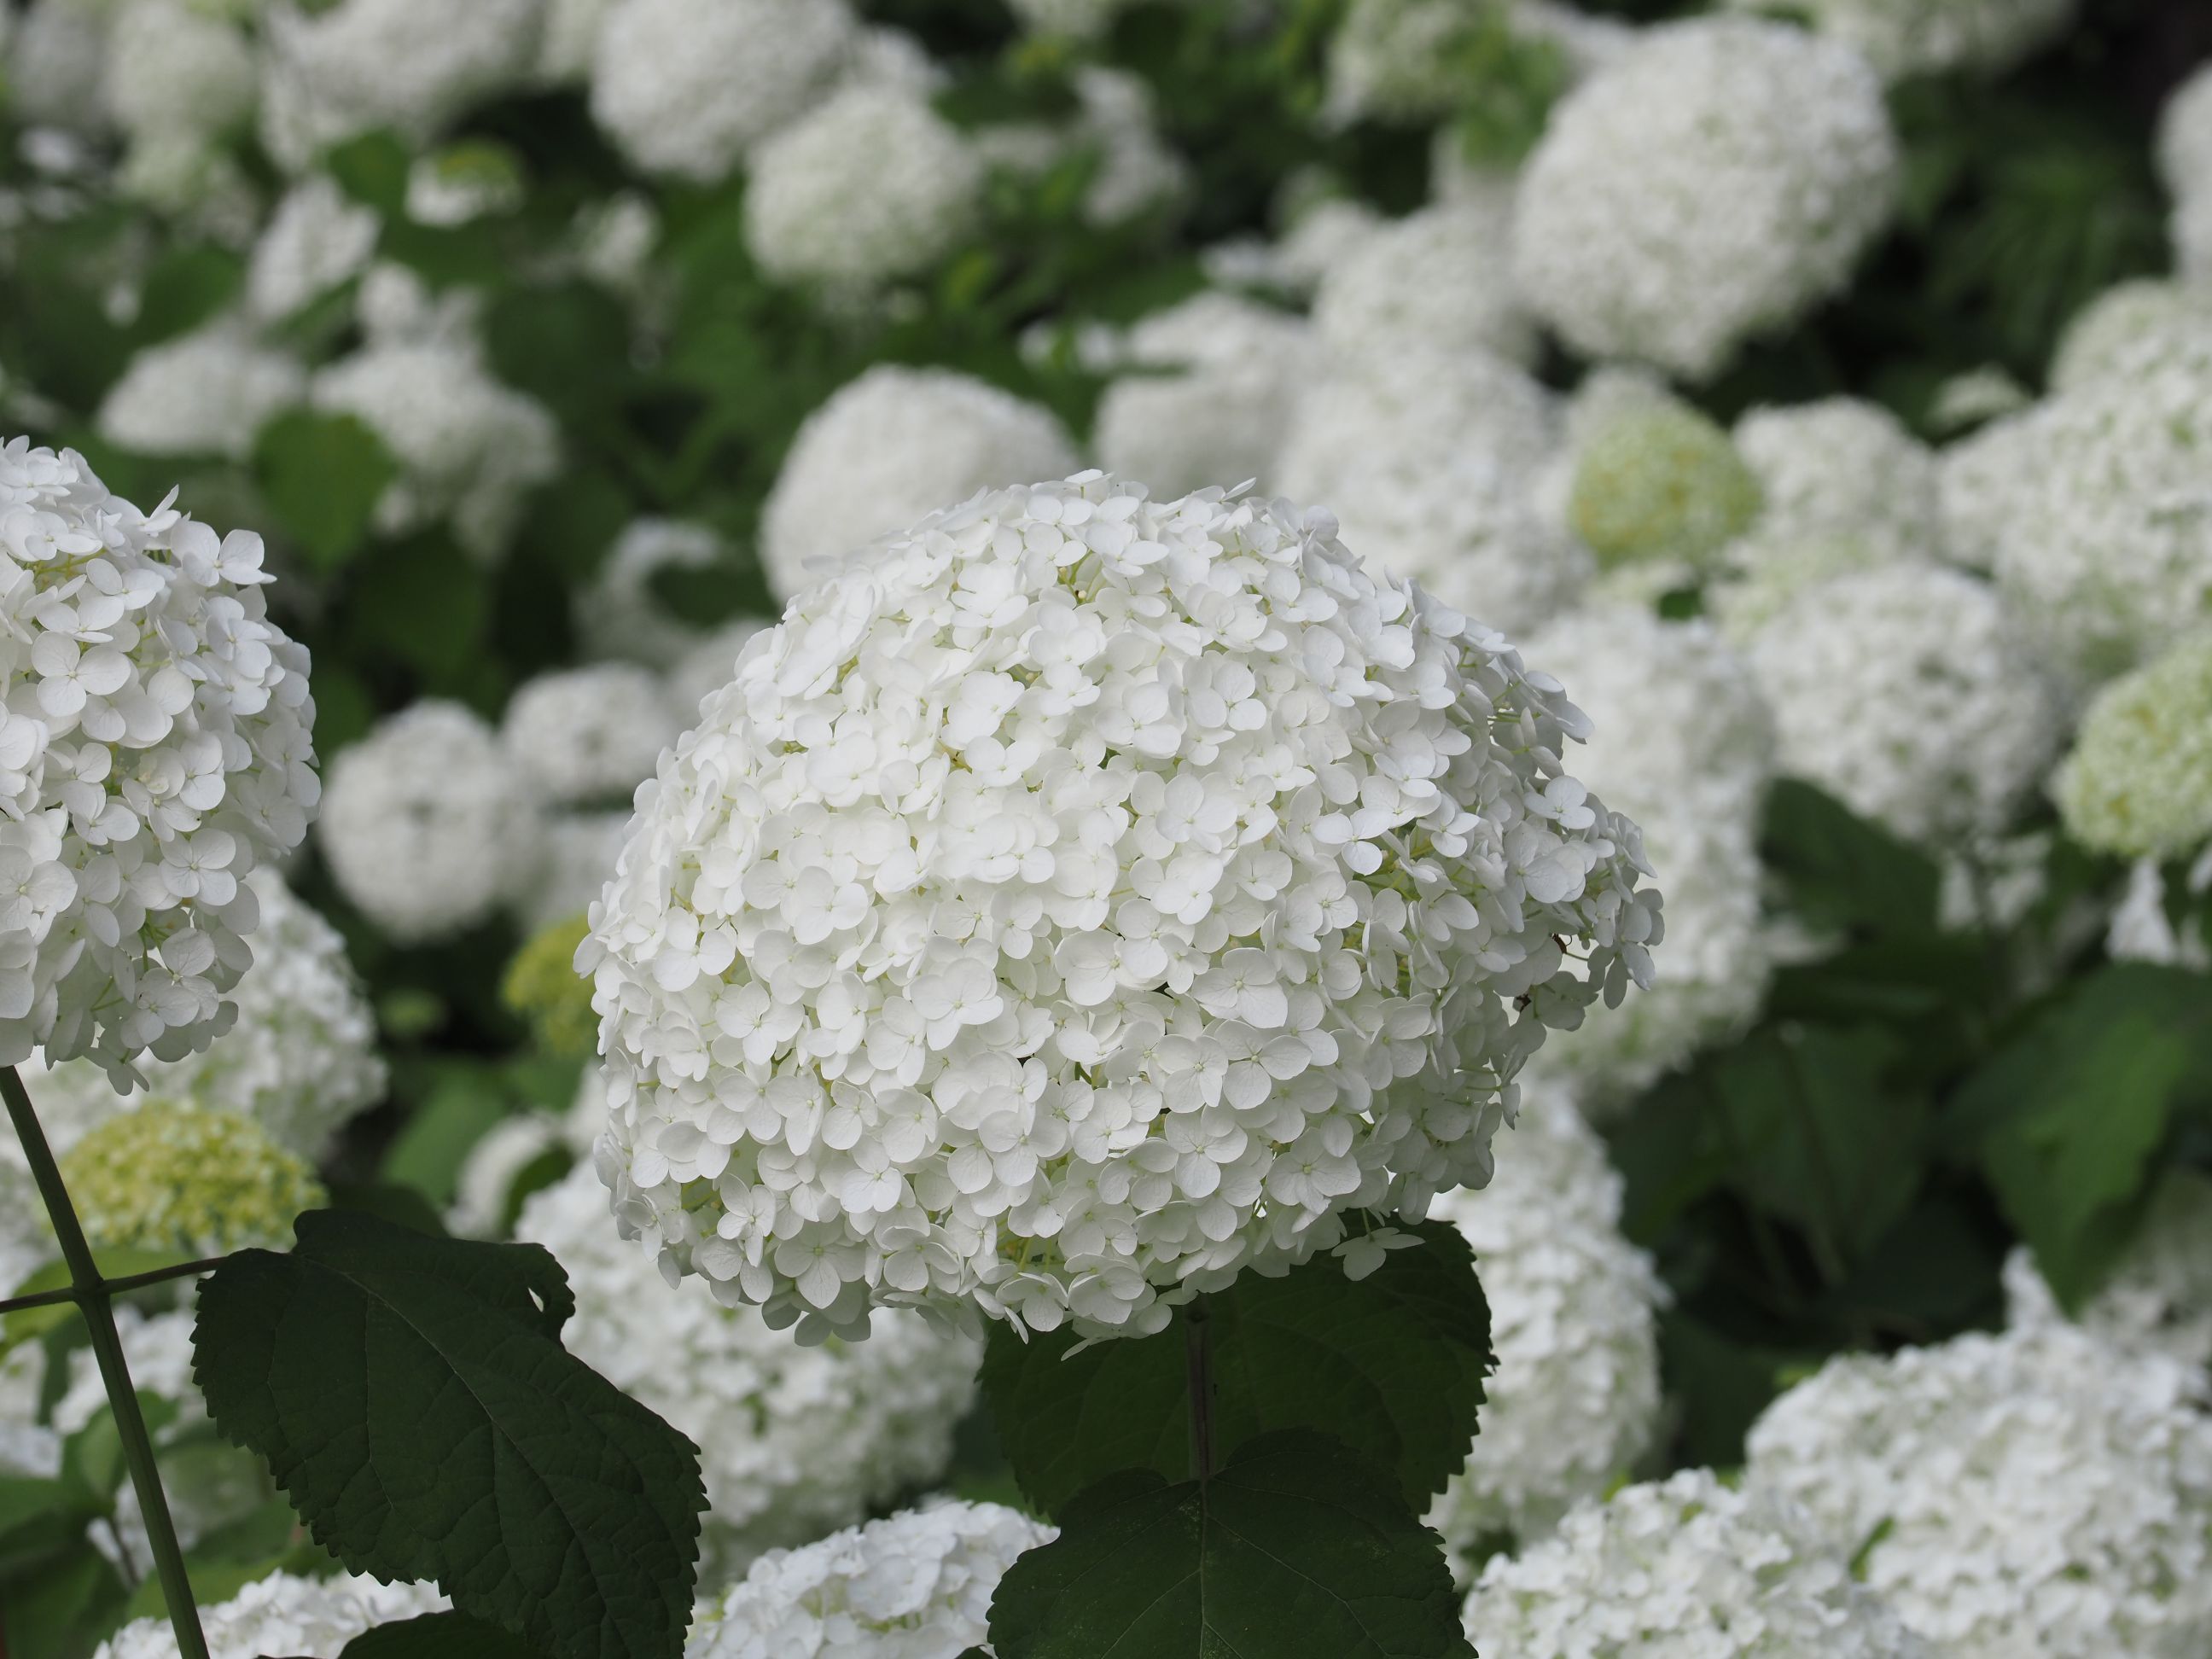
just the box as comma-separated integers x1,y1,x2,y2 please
1276,351,1589,633
501,665,683,809
1746,565,2055,844
22,870,384,1159
1426,1084,1663,1551
1513,19,1899,381
743,84,982,296
685,1501,1051,1659
1566,399,1763,574
58,1101,324,1256
1462,1468,1928,1657
1092,293,1313,501
589,0,855,183
2005,1170,2212,1377
1519,608,1773,1102
1745,1320,2212,1657
2049,279,2212,393
318,701,541,943
0,439,319,1080
584,474,1660,1343
1723,0,2075,81
2052,632,2212,860
761,366,1077,599
2158,62,2212,282
94,325,306,463
516,1163,981,1571
1309,200,1536,369
94,1569,446,1659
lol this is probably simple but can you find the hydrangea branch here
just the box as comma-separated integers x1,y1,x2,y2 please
0,1254,233,1316
0,1065,211,1659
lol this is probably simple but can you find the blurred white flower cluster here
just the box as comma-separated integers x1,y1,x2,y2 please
94,1569,446,1659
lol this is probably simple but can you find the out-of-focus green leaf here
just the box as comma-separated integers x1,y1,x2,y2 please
252,410,398,573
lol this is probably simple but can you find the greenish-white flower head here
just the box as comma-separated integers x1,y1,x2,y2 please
2051,278,2212,393
2054,632,2212,861
57,1100,323,1257
1568,401,1763,573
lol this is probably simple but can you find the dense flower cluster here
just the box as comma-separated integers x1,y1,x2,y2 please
1723,0,2075,80
584,474,1660,1342
1463,1468,1928,1656
1746,1320,2212,1657
318,701,540,943
516,1164,981,1574
684,1501,1051,1658
761,367,1078,599
2049,278,2212,393
1566,399,1762,573
501,666,683,809
0,440,318,1079
1309,199,1536,369
94,325,305,463
1746,565,2056,842
1732,398,1940,565
2159,62,2212,282
56,1101,323,1255
94,1570,447,1659
2052,632,2212,860
1427,1084,1662,1551
2005,1170,2212,1376
246,178,381,324
1513,19,1899,379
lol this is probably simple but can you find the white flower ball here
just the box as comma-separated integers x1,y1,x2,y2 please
2051,278,2212,393
575,519,729,666
103,0,255,146
449,1109,571,1238
1732,398,1941,565
1513,18,1899,380
1520,608,1773,1102
760,365,1077,598
259,0,542,172
588,0,856,183
6,0,111,134
1721,0,2073,81
1464,1467,1930,1657
1745,1321,2212,1657
2158,63,2212,278
685,1501,1051,1658
310,340,558,561
1276,351,1590,634
2005,1169,2212,1377
743,84,983,295
2104,855,2211,970
0,440,319,1079
95,324,306,463
1311,199,1537,369
2052,632,2212,861
1427,1085,1662,1551
23,870,383,1159
517,1164,981,1576
247,178,381,324
318,701,540,944
584,473,1661,1343
94,1570,447,1659
501,665,681,809
1935,404,2042,574
1747,565,2057,844
1092,293,1313,500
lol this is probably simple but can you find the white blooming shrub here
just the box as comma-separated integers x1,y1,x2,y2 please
1462,1468,1930,1656
93,1570,446,1659
1513,19,1900,379
0,439,318,1080
516,1163,981,1575
1745,1320,2212,1657
582,472,1660,1343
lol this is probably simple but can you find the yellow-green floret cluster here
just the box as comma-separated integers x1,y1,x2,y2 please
2054,633,2212,860
1569,402,1763,570
57,1102,324,1256
500,913,598,1061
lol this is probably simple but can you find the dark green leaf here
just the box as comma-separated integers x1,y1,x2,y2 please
1761,778,1941,940
982,1221,1489,1517
323,1182,450,1238
252,411,398,574
327,131,412,217
987,1431,1471,1659
377,1066,513,1207
0,1538,128,1659
340,532,492,684
131,246,246,346
0,1475,102,1575
339,1610,548,1659
193,1209,705,1659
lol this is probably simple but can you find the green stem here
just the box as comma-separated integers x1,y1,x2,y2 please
2,1066,209,1659
0,1255,231,1316
1184,1295,1214,1485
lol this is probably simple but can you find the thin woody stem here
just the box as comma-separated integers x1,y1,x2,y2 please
0,1255,231,1316
1,1066,209,1659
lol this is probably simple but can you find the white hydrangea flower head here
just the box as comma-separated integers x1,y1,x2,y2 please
518,1164,981,1574
1567,396,1765,574
1935,403,2042,573
1518,608,1773,1103
686,1500,1051,1658
93,1570,447,1659
2005,1169,2212,1377
537,0,614,82
0,440,319,1079
1732,398,1941,565
1745,1320,2212,1657
585,473,1661,1343
2158,63,2212,277
1464,1467,1930,1657
449,1109,571,1238
1093,293,1313,500
60,1100,323,1255
1426,1083,1662,1551
354,262,483,352
2104,854,2211,969
2051,278,2212,393
1310,199,1537,369
7,0,113,134
501,665,680,809
1202,195,1386,299
318,701,541,943
760,366,1077,599
573,519,727,665
670,620,774,719
94,324,306,462
1748,565,2057,844
25,870,382,1158
1927,364,2032,437
1720,0,2073,81
2052,632,2212,861
1979,348,2212,684
309,339,558,560
1276,350,1590,633
1514,18,1899,380
744,84,984,297
102,0,255,147
588,0,856,183
258,0,542,172
246,178,381,324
